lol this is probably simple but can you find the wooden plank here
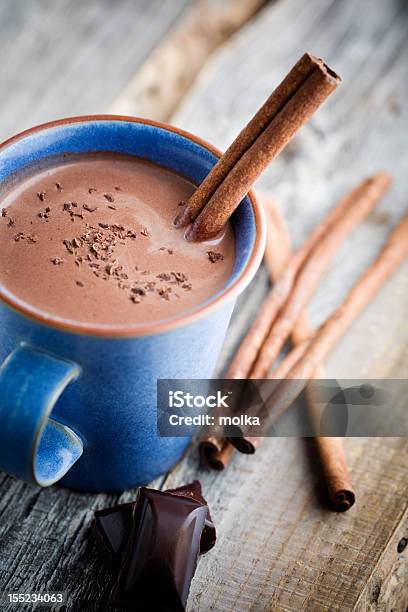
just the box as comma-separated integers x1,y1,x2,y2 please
0,0,192,141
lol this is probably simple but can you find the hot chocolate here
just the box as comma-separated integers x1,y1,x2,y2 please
0,154,235,326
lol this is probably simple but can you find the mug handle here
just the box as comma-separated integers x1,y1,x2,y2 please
0,344,83,486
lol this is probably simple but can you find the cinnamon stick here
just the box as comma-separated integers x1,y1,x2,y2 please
263,196,355,511
226,172,391,380
249,173,391,377
199,196,291,469
175,54,323,229
251,211,408,439
177,54,341,241
199,437,236,471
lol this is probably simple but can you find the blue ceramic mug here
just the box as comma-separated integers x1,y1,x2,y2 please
0,116,265,492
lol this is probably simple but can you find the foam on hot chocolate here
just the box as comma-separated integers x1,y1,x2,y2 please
0,154,235,326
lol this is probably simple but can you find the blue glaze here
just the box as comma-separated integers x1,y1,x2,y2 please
0,345,82,485
0,118,263,492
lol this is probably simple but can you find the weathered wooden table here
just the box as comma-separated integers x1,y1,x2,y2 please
0,1,407,610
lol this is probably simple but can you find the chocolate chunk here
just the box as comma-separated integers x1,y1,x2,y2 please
76,280,84,287
207,251,224,263
56,182,63,191
93,481,215,573
166,480,216,554
93,502,134,571
110,488,208,611
1,209,6,217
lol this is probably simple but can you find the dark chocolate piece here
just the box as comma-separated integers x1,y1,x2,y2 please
93,481,216,573
166,480,216,554
93,502,134,571
111,488,207,611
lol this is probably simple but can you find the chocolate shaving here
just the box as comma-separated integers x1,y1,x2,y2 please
131,286,146,297
171,271,188,284
158,286,172,301
51,257,64,265
14,232,37,243
56,182,63,191
157,272,171,281
76,280,84,287
37,191,46,201
83,204,98,213
104,193,114,202
207,251,224,263
63,202,78,211
63,239,75,254
38,207,51,220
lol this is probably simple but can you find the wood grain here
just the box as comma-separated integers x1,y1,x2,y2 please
109,0,269,121
0,0,192,141
0,0,407,610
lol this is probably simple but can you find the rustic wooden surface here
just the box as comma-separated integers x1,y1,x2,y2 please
0,0,408,611
109,0,269,121
0,0,192,142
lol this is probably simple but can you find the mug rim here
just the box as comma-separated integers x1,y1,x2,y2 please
0,115,266,338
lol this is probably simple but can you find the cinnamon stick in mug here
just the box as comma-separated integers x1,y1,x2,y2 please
175,53,341,241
